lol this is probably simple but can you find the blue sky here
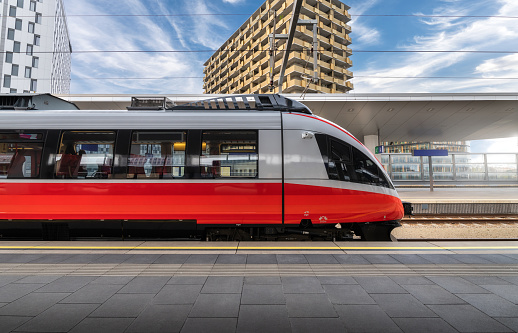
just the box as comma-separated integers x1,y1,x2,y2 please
64,0,518,96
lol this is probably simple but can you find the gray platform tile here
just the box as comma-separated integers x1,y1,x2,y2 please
246,254,277,264
458,294,518,317
0,275,25,287
333,254,371,265
427,276,491,294
122,254,162,264
89,293,154,317
461,276,512,286
334,305,402,333
0,316,31,332
481,285,518,304
91,254,133,263
428,304,513,332
91,275,135,285
390,275,434,285
244,276,281,285
184,254,218,264
450,254,494,264
390,254,433,264
499,276,518,285
419,254,463,264
241,284,285,305
180,318,237,333
496,318,518,332
0,292,69,316
285,294,337,318
61,284,123,304
282,276,324,294
189,294,240,318
276,254,308,264
168,276,207,285
0,283,45,302
69,318,134,333
154,254,190,264
35,276,97,293
59,253,105,264
216,254,247,264
14,275,62,284
392,318,459,333
153,285,202,304
370,293,437,318
290,318,346,333
353,276,407,294
2,254,43,263
477,254,518,264
16,303,99,332
402,284,465,305
323,284,376,305
362,254,402,264
27,254,75,264
201,276,243,294
304,254,339,264
126,304,191,333
318,276,357,285
117,276,170,294
237,305,290,333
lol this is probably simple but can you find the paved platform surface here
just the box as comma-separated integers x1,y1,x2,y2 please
1,241,518,332
397,187,518,203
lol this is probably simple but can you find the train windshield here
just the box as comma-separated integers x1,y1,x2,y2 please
316,134,393,189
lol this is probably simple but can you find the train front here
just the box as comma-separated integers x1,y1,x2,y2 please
282,109,405,241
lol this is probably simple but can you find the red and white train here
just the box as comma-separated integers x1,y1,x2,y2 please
0,95,404,241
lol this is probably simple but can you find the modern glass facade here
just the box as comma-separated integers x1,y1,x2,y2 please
381,153,518,182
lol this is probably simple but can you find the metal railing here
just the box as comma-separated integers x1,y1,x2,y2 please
381,153,518,182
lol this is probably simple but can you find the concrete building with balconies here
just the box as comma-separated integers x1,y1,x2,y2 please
203,0,353,94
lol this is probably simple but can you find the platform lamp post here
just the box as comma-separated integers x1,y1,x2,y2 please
412,149,449,192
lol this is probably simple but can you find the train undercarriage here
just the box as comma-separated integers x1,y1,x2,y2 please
0,220,401,242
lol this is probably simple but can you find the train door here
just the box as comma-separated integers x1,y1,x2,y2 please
257,128,283,224
281,114,330,226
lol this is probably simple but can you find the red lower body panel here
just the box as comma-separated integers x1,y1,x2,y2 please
284,183,404,224
0,182,403,225
0,182,282,224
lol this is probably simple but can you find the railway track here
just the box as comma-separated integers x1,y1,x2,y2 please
402,215,518,224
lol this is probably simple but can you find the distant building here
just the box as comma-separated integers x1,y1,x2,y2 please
381,141,471,154
0,0,71,94
203,0,353,94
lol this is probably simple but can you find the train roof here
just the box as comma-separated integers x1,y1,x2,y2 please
164,94,312,114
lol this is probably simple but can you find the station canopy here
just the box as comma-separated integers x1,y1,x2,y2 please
57,93,518,142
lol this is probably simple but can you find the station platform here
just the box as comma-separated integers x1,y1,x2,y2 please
1,241,518,332
397,187,518,215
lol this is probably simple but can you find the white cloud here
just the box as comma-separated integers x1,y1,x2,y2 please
222,0,244,3
351,0,518,93
64,0,237,94
348,0,381,48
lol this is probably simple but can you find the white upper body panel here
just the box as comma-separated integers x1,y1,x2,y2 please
0,110,282,130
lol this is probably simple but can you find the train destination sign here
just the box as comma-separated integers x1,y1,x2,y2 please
412,149,449,157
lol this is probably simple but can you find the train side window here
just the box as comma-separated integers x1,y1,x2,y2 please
128,131,186,179
0,133,43,178
56,131,115,179
200,131,258,178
